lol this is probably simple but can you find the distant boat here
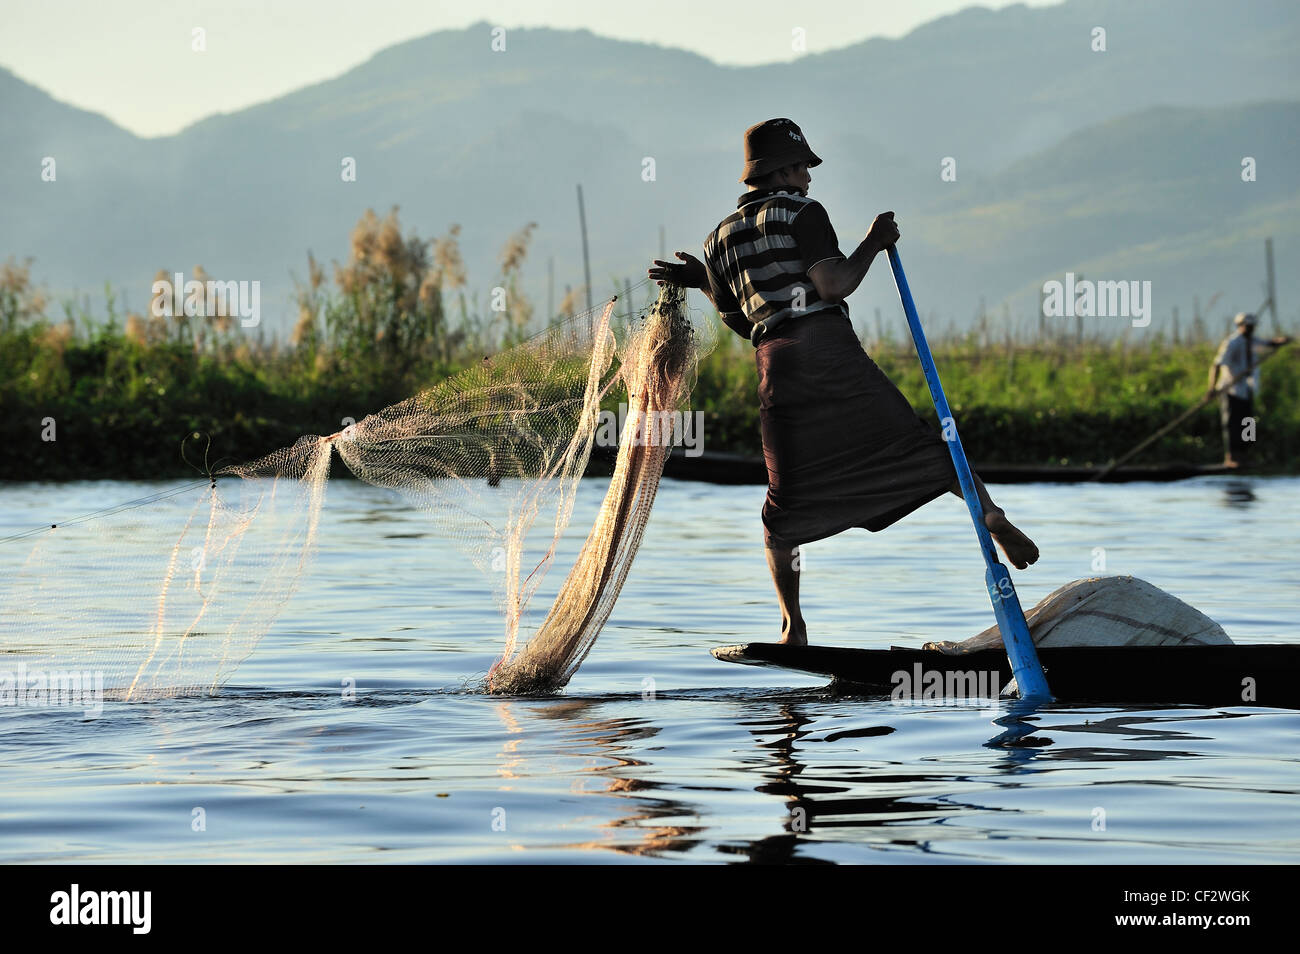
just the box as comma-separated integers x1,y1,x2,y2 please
645,449,1242,485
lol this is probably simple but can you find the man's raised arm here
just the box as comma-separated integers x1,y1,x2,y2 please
808,211,900,304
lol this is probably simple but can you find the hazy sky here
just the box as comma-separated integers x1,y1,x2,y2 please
1,0,1062,137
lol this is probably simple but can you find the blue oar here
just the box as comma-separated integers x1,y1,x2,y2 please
886,246,1053,701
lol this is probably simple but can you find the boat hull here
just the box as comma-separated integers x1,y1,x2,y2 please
711,643,1300,708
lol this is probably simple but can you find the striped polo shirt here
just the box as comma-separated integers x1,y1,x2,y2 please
702,186,848,342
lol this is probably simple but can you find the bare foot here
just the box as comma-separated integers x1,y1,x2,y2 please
778,623,807,647
985,508,1039,570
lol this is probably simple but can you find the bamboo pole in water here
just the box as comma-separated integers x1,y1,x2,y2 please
577,184,592,313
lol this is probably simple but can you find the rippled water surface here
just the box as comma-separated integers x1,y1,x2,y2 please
2,475,1297,863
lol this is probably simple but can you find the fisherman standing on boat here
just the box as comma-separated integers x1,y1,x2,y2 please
1207,312,1290,468
648,118,1039,646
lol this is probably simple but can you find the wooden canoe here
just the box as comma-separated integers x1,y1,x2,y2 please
711,642,1300,708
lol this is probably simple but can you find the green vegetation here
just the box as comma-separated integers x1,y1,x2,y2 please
691,323,1298,471
856,331,1295,469
2,212,1296,480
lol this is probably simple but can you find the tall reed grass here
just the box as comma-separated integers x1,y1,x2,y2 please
2,213,1295,478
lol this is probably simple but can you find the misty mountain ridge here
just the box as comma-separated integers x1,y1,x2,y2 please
2,0,1298,338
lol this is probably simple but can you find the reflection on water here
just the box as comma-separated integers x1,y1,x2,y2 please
469,690,1300,864
984,701,1053,754
1221,478,1257,504
0,476,1298,862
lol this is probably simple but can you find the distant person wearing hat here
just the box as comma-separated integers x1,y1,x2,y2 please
1207,312,1290,467
648,118,1038,646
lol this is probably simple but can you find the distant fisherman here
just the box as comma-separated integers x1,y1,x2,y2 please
649,118,1038,646
1207,312,1289,468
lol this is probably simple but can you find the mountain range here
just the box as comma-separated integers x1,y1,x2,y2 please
2,0,1298,339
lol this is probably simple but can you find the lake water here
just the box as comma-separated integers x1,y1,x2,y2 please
1,475,1297,863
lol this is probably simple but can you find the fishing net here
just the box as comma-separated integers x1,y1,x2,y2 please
0,443,332,702
0,284,714,699
488,284,704,693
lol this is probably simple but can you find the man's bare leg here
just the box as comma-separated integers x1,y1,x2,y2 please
766,545,807,646
950,474,1040,570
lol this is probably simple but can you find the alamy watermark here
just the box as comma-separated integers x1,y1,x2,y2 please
0,664,104,717
594,402,704,457
49,884,150,934
151,271,261,327
1042,272,1151,328
891,664,1002,703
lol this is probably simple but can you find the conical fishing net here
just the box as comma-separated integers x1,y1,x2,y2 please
489,284,704,693
0,284,714,699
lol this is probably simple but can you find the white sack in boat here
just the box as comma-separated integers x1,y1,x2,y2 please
923,575,1231,654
